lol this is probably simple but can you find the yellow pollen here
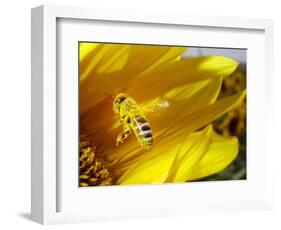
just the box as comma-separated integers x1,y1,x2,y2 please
79,134,114,186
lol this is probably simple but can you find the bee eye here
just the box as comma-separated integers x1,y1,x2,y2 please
116,96,126,104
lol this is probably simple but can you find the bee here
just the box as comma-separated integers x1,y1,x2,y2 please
113,93,153,149
113,93,169,149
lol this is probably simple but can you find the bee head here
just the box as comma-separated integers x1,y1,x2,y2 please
113,93,128,114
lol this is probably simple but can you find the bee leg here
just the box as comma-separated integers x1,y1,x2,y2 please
116,127,131,146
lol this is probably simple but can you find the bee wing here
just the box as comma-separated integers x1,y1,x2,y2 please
141,99,170,115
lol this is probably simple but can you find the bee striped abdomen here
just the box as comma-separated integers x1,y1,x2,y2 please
133,115,153,149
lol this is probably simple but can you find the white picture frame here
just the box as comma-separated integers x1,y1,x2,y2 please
31,4,274,225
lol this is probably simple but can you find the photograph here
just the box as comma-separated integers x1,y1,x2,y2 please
79,42,247,187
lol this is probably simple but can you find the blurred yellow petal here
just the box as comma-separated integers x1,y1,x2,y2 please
80,43,129,81
80,42,98,61
186,132,239,181
126,56,239,102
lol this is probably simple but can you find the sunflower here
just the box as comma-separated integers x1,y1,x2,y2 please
79,42,246,186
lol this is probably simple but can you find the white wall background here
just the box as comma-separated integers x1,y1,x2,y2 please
0,0,280,229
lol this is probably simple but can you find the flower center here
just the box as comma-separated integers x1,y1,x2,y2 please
79,134,114,186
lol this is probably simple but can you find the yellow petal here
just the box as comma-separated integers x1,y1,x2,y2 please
122,45,186,77
142,78,221,111
167,125,213,182
80,42,98,61
80,43,130,81
117,143,178,185
186,132,239,181
117,125,214,184
116,125,238,184
126,56,239,102
160,90,246,140
80,44,186,113
139,47,187,75
141,78,222,137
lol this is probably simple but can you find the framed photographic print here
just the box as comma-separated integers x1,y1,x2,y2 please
31,5,274,225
